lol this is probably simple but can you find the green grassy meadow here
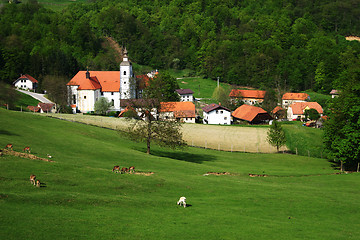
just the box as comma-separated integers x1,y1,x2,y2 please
1,108,359,239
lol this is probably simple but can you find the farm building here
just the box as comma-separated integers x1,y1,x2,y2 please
27,102,55,113
232,104,272,124
229,89,266,105
202,103,231,125
287,102,323,121
271,106,286,119
159,102,195,123
13,74,38,91
330,89,339,98
175,89,194,102
282,93,310,108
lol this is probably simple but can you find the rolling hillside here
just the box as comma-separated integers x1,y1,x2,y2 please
0,109,359,239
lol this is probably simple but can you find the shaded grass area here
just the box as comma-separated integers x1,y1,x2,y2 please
283,121,327,159
14,90,39,110
0,109,359,240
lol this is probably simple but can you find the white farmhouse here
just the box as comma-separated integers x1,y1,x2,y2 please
13,74,38,91
175,89,194,102
287,102,323,121
67,48,137,113
282,93,310,108
202,103,231,125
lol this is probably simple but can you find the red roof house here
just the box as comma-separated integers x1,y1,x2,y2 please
13,74,38,91
232,104,272,124
287,102,323,120
229,89,266,105
160,102,196,123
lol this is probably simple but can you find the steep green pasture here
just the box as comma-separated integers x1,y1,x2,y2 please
283,121,327,159
0,109,359,239
177,77,231,99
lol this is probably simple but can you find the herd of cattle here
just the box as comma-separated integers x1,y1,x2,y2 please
5,143,188,208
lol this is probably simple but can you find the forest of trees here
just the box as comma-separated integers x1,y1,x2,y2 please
1,0,360,93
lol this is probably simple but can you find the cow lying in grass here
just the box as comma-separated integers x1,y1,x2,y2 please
177,197,187,208
23,146,31,153
113,166,120,173
5,144,13,150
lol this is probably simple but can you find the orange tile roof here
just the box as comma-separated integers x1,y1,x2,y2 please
18,74,38,83
232,104,270,122
229,89,266,99
290,102,323,115
160,102,195,118
67,71,120,92
282,93,309,100
271,106,284,114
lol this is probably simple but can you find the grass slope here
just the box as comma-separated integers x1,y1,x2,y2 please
0,109,359,239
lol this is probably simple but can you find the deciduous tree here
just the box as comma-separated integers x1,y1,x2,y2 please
267,120,286,152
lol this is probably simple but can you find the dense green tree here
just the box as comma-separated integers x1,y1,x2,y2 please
267,120,286,152
94,97,111,115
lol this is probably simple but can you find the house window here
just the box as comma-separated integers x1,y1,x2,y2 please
73,95,76,104
124,71,127,75
111,99,114,106
224,117,227,120
101,92,104,96
111,92,114,95
220,111,223,114
84,96,86,99
124,82,126,84
216,110,219,114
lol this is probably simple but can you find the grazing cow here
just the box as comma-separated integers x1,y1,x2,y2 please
121,167,128,174
23,147,31,153
30,175,36,185
129,166,135,174
47,154,52,159
5,144,13,150
35,180,41,187
112,166,120,173
177,196,187,208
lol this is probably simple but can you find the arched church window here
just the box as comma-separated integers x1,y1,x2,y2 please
124,71,127,76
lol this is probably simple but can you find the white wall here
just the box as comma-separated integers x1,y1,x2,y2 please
102,92,121,111
14,79,34,90
179,94,194,102
78,90,96,112
203,109,231,125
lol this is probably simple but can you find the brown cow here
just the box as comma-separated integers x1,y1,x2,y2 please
35,180,41,187
112,166,120,173
30,175,36,185
5,144,13,150
121,167,128,174
129,166,135,174
23,147,31,153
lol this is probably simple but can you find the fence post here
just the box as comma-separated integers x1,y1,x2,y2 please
357,162,359,172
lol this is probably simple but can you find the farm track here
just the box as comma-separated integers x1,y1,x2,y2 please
42,113,287,153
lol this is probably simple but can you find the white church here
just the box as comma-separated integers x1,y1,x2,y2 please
67,49,150,113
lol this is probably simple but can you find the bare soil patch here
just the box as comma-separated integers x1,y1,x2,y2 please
1,149,54,162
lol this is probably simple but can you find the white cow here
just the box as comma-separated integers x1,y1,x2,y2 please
177,196,187,208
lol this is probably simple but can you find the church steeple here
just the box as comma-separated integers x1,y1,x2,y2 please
120,47,135,100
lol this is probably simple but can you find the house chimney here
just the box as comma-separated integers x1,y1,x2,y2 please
219,102,221,106
86,69,90,79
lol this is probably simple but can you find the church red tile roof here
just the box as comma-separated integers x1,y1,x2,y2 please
67,71,120,92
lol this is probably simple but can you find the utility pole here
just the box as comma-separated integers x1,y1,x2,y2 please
217,77,219,88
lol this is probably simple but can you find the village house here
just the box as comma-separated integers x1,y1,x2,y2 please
159,102,196,123
330,89,339,98
229,89,266,105
232,104,272,124
271,106,286,120
282,93,310,108
67,49,142,113
202,103,231,125
175,89,194,102
287,102,323,121
13,74,38,91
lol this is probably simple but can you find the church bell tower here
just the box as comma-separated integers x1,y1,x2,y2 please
120,47,135,99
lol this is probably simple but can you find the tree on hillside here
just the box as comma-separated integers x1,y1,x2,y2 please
42,75,69,112
0,82,18,110
324,50,360,170
126,72,186,154
267,121,286,152
304,108,320,121
94,97,111,115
